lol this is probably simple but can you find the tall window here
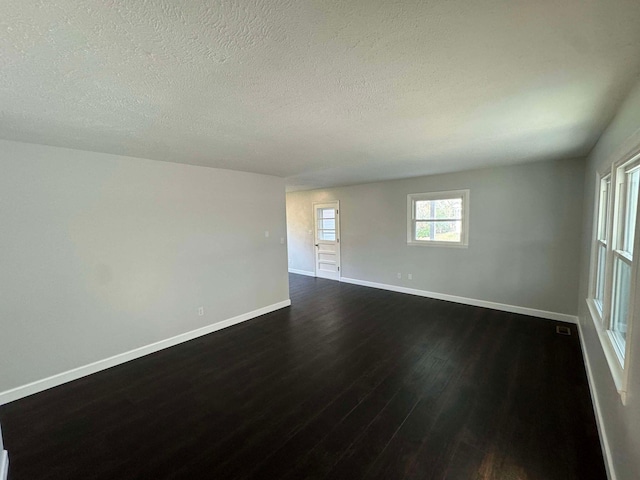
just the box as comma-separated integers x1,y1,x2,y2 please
610,163,639,358
590,156,640,370
593,175,610,313
407,190,469,247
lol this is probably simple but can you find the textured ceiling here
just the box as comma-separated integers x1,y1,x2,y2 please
1,0,640,190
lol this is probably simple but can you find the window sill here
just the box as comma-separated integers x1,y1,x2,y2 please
585,298,627,405
407,241,468,248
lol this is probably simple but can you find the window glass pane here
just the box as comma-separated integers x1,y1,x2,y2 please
416,198,462,220
622,169,639,253
415,221,432,239
611,257,630,357
415,201,430,220
437,198,462,219
318,219,336,229
415,221,461,242
322,219,335,230
595,243,606,311
321,208,335,219
321,230,336,241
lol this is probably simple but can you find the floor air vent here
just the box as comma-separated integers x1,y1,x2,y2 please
556,325,571,336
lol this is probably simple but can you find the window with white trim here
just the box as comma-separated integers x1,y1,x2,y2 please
589,155,640,376
593,175,610,314
407,190,469,247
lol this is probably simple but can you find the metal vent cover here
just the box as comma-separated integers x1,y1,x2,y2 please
556,325,571,336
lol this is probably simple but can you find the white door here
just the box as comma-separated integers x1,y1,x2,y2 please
314,202,341,280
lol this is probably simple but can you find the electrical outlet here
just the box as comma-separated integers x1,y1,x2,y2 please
308,229,313,235
397,272,402,279
280,237,285,244
408,273,413,280
198,306,204,316
265,230,270,238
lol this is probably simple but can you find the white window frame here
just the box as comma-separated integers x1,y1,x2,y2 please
407,189,470,247
587,150,640,405
592,174,611,316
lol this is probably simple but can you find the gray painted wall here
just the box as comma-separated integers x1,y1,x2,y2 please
287,158,584,315
0,140,289,395
577,80,640,480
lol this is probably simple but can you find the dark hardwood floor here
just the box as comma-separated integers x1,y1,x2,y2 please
0,274,606,479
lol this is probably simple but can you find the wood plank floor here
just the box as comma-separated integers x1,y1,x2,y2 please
0,274,606,480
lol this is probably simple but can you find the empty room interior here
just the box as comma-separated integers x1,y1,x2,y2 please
1,1,640,479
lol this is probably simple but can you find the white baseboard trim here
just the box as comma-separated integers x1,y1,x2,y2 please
288,268,315,277
0,450,9,480
339,277,577,324
0,451,7,480
577,321,617,480
0,299,292,406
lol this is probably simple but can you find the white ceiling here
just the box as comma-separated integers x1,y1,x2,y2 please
1,1,640,190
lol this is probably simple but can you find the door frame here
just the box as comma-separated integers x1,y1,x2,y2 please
313,201,341,281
